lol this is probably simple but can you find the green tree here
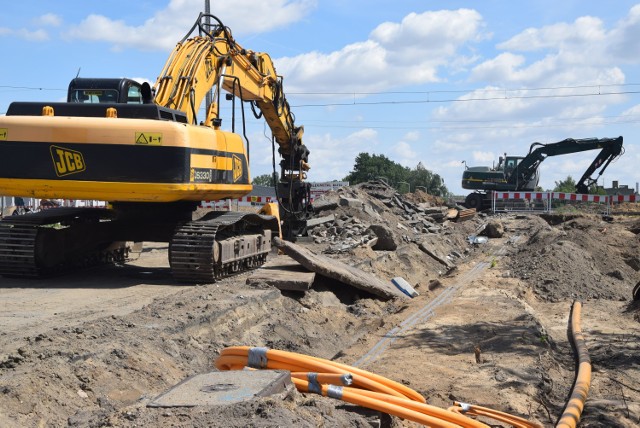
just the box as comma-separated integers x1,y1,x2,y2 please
252,173,276,187
344,154,448,196
553,176,577,193
343,153,410,186
407,162,448,196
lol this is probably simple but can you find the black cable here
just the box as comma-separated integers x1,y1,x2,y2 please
189,88,198,124
221,75,251,163
250,101,263,119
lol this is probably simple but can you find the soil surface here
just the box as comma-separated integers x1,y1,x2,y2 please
1,184,639,427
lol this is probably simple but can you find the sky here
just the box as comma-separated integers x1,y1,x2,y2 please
2,0,640,195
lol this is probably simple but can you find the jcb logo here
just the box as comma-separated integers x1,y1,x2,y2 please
50,145,86,177
232,155,242,182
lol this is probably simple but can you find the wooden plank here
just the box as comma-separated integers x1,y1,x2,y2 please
246,256,315,291
455,208,476,222
272,237,407,300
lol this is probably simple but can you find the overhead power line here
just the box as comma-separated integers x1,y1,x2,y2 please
0,85,65,91
291,88,640,108
288,82,640,96
3,83,640,120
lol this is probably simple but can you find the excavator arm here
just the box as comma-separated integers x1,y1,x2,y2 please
510,136,624,192
153,13,311,238
153,13,309,172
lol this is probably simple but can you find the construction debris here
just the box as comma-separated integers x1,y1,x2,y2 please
246,257,315,291
273,237,408,300
454,207,477,222
148,370,292,407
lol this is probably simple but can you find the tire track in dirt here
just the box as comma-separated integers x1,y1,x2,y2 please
353,235,521,368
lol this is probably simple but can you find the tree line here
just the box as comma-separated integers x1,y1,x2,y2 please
252,159,601,197
252,153,449,196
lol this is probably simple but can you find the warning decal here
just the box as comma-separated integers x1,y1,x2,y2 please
0,128,7,140
135,132,163,146
232,154,242,182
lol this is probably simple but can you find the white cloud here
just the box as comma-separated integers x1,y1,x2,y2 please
64,0,316,51
15,28,49,41
445,160,466,168
472,151,496,163
0,27,48,41
497,16,606,52
370,9,485,60
0,14,60,42
606,4,640,61
35,13,62,27
392,141,417,166
468,7,640,89
433,6,640,156
403,131,420,141
621,103,640,118
302,128,379,182
278,9,487,93
247,127,380,183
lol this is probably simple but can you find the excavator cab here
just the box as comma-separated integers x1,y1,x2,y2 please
67,78,152,104
503,157,521,178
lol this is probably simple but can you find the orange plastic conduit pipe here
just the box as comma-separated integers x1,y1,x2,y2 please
216,346,423,402
310,381,491,428
291,376,478,428
556,300,592,428
216,352,407,399
448,402,543,428
215,346,539,427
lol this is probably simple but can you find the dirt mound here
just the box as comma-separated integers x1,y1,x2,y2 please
509,214,640,302
402,188,445,206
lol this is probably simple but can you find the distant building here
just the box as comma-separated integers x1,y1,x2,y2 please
603,181,637,196
310,181,349,201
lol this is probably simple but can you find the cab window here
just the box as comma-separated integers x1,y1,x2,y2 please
70,89,119,103
127,85,143,104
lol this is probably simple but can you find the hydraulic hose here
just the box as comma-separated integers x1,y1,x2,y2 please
215,346,541,427
556,301,592,428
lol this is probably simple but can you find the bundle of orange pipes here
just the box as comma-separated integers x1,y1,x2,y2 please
215,346,542,428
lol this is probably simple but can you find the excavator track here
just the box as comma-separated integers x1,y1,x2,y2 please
0,222,39,277
169,211,278,283
0,208,127,278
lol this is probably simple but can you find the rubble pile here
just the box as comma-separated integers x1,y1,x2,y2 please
307,181,480,270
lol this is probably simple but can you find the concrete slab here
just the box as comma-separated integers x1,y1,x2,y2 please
273,237,407,300
306,213,335,228
148,370,292,408
246,256,316,291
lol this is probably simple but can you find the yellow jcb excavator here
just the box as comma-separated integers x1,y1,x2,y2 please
0,13,311,281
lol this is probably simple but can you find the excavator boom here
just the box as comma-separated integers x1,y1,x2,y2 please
513,137,624,192
153,13,308,172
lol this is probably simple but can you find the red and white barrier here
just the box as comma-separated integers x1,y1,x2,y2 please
494,191,636,204
551,192,608,203
494,192,547,200
608,194,637,203
492,191,637,214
